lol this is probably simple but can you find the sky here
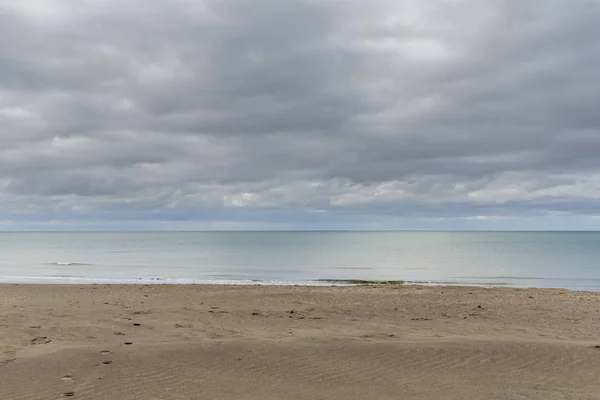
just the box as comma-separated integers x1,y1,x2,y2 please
1,0,600,230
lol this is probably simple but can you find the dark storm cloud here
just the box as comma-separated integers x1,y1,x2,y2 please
1,0,600,227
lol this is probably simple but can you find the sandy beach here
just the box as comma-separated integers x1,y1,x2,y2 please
1,284,600,399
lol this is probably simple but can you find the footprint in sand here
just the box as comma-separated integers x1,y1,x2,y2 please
100,350,112,354
30,336,52,345
61,375,74,383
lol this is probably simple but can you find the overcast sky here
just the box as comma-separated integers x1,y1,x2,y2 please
1,0,600,230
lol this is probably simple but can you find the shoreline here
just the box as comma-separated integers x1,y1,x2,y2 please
0,279,598,292
2,284,600,399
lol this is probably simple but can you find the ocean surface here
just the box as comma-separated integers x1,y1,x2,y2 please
0,231,599,290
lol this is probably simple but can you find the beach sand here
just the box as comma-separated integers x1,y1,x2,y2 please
1,284,600,399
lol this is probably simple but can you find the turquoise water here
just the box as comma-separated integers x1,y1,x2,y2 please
0,231,599,290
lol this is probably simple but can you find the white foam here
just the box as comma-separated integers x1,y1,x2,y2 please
0,275,354,286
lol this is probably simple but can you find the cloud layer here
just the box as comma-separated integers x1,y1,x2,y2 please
1,0,600,229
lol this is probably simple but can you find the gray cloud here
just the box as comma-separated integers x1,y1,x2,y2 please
1,0,600,228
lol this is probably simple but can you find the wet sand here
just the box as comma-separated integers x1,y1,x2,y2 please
1,284,600,399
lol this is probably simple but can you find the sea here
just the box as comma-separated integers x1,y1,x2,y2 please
0,231,599,290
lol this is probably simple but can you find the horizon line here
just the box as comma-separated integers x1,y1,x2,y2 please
1,229,600,233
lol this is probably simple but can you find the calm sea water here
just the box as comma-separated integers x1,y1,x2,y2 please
0,231,599,290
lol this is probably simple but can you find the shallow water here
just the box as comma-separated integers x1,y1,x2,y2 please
0,231,599,290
